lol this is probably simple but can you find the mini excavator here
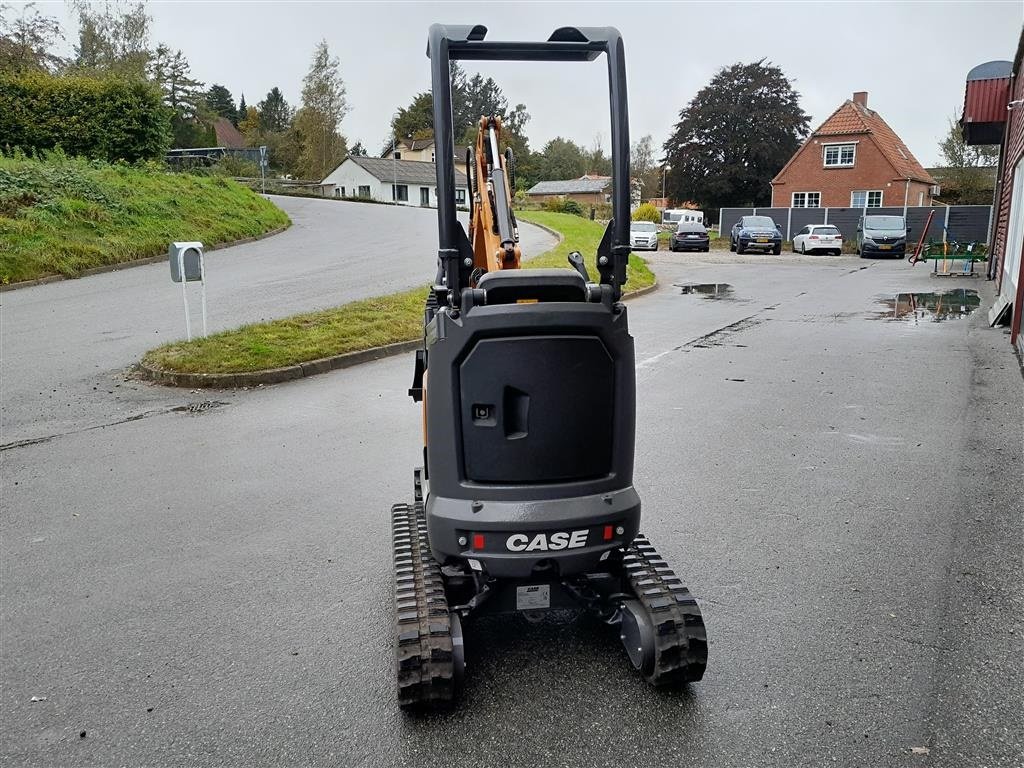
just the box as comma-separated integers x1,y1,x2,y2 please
392,23,708,709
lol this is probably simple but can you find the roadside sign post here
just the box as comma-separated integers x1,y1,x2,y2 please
168,241,207,341
259,145,267,195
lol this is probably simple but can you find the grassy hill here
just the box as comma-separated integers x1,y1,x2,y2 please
0,152,289,284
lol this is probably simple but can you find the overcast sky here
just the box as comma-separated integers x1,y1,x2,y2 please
42,1,1024,166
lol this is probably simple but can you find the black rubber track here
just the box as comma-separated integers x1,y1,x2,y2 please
392,501,457,708
622,534,708,685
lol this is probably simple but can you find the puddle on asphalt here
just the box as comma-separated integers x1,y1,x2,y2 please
873,289,981,323
674,282,735,299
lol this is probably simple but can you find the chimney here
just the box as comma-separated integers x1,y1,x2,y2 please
852,91,868,107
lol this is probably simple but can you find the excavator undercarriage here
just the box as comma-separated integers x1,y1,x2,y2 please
392,23,708,710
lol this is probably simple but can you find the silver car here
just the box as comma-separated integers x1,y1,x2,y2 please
629,221,659,251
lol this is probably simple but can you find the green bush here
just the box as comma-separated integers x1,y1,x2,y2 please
543,197,585,217
0,72,171,162
632,202,660,223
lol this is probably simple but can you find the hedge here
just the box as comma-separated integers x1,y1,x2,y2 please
0,72,171,163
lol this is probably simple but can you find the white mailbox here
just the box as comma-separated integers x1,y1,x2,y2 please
168,241,207,340
169,241,204,282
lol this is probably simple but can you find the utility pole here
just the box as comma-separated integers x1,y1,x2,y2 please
393,134,398,203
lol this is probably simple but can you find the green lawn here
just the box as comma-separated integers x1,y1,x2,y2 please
516,211,656,290
142,211,657,376
0,153,289,283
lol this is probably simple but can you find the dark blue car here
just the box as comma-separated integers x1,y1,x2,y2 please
730,216,783,255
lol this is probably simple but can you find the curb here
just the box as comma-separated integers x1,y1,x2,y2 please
518,217,565,248
622,279,658,302
137,279,658,389
0,224,292,293
138,338,422,389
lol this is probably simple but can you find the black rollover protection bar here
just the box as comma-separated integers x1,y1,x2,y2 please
426,24,632,302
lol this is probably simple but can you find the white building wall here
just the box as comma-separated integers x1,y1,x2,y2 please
321,160,380,200
322,159,469,208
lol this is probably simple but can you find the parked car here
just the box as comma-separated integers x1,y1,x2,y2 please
730,216,782,254
792,224,844,255
857,215,908,257
629,221,659,251
670,221,710,252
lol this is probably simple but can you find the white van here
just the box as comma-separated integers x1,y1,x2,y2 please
662,208,704,226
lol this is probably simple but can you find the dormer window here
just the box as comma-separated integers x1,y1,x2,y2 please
823,143,856,167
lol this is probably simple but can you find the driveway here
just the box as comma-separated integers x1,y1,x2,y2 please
0,196,556,444
2,253,1020,767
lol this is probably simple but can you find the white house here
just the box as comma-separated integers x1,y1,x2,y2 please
381,136,469,164
321,156,469,208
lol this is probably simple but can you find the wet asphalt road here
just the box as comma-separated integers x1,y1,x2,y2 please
1,254,1021,767
0,195,555,445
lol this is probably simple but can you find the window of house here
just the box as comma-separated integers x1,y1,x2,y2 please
392,184,409,202
792,192,821,208
455,188,466,205
851,190,883,208
431,152,435,162
334,188,341,197
393,152,401,160
823,143,856,167
358,185,370,198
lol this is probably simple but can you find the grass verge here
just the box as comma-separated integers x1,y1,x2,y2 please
0,152,290,283
142,212,656,376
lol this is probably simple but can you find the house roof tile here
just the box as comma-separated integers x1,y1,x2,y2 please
213,118,246,149
808,100,937,185
526,177,612,195
349,156,467,185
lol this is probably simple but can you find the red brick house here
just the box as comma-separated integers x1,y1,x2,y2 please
770,92,938,210
965,35,1024,352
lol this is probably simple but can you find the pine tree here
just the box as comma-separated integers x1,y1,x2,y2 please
204,84,237,123
257,87,291,133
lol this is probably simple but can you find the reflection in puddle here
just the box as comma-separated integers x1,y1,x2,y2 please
675,283,734,299
874,289,980,323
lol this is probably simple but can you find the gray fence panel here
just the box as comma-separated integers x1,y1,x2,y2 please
945,205,991,243
789,208,828,238
906,208,945,243
720,205,991,244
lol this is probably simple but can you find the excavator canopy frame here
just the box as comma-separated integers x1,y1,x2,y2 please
426,24,631,301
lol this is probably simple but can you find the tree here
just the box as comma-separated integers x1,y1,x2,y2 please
238,92,247,119
293,39,348,180
936,116,1000,205
257,86,291,132
663,60,809,211
204,84,237,123
583,135,612,176
391,91,434,142
237,105,260,141
349,140,367,156
500,103,534,190
536,137,587,181
149,44,207,147
72,1,150,78
455,72,507,141
0,2,64,73
630,134,661,200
